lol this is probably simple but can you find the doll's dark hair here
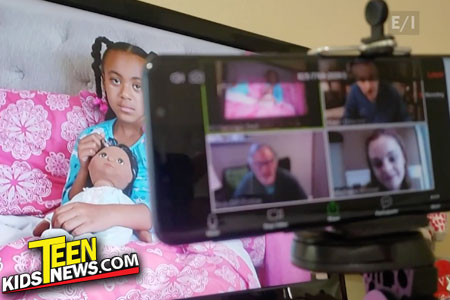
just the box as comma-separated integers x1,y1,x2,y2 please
91,36,156,120
116,143,139,197
85,142,138,197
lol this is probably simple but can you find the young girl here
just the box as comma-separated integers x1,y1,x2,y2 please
48,37,152,241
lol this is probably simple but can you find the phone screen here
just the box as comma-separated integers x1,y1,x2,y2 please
144,55,450,244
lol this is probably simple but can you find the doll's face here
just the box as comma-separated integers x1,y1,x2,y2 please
88,146,133,190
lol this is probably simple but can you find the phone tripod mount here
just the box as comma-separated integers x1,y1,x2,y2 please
291,1,438,299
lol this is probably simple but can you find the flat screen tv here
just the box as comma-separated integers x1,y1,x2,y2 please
0,0,345,299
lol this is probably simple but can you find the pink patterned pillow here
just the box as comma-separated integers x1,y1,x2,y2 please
0,89,105,216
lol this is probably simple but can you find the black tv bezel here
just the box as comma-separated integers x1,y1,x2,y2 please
44,0,308,54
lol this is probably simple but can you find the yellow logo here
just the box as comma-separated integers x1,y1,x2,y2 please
2,236,139,293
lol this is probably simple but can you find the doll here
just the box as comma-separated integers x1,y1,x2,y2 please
35,143,140,246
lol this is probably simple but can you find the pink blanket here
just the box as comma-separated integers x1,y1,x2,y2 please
0,238,260,300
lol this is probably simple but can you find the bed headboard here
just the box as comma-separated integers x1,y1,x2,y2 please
0,0,241,95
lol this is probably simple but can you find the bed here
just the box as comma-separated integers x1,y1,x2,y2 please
0,0,311,299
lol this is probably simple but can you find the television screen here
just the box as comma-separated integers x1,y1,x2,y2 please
0,0,339,298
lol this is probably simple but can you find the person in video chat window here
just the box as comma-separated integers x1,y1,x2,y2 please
233,143,307,203
342,60,412,124
366,129,411,191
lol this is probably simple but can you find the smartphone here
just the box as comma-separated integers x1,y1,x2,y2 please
143,54,450,244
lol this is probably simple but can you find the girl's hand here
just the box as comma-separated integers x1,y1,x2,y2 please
77,133,105,169
52,203,111,236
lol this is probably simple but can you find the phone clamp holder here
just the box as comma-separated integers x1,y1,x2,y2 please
307,0,411,57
